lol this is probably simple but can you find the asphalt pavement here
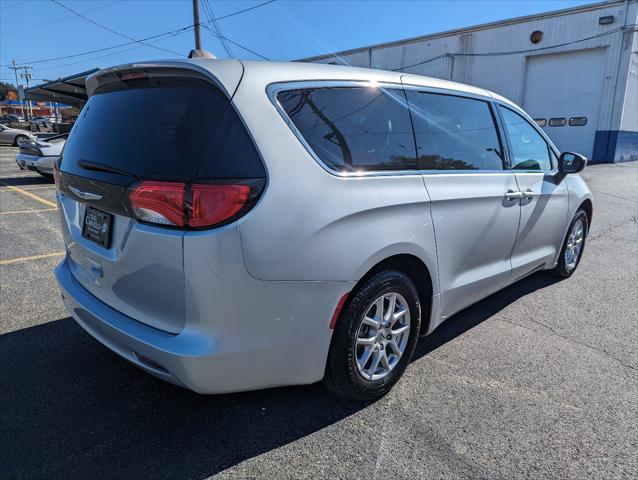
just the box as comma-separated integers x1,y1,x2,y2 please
1,145,636,479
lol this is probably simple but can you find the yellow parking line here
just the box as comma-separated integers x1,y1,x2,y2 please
0,182,57,208
9,185,57,191
0,207,58,215
0,252,65,266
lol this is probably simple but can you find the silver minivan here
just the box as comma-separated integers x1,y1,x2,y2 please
55,59,593,401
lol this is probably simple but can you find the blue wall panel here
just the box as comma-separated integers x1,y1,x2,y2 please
592,130,638,163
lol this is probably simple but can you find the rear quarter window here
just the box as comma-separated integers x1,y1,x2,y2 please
277,86,417,173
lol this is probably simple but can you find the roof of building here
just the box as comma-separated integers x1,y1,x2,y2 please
25,68,98,106
300,0,630,62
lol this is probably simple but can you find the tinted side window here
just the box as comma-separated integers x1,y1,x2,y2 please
277,87,417,172
500,107,552,171
406,91,504,170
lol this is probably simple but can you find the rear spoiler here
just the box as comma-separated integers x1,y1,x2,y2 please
85,59,245,99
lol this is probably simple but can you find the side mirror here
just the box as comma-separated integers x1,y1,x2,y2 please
558,152,587,174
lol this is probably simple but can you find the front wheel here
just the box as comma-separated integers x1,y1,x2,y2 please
13,135,27,146
323,270,421,401
550,208,589,278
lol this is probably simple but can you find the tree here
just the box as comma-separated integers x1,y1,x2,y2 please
0,81,17,101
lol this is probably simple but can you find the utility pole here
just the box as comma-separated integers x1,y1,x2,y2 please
193,0,202,51
189,0,214,58
20,66,34,120
9,60,25,119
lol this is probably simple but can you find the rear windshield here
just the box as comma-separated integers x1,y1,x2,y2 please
60,77,264,185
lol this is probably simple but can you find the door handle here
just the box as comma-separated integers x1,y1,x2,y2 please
522,189,539,199
504,190,524,200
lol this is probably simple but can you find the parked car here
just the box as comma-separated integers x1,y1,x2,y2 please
54,60,593,401
0,114,26,124
15,133,67,177
0,123,34,145
29,116,54,131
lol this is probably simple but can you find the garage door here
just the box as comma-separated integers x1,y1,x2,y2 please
522,48,607,159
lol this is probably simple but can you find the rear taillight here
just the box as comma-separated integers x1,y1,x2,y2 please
189,184,250,228
126,180,262,229
129,181,186,226
20,146,42,156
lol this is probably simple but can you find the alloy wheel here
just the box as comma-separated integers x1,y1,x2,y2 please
355,292,411,381
565,218,585,271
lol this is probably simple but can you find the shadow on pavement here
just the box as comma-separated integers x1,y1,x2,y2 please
413,271,562,360
1,272,560,479
0,175,54,186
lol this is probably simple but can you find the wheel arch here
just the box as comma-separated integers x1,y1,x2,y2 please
579,198,593,231
350,253,434,335
13,134,28,146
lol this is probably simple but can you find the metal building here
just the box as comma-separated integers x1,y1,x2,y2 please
301,0,638,163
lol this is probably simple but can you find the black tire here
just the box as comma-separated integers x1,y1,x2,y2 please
13,135,27,146
323,270,421,401
550,208,589,278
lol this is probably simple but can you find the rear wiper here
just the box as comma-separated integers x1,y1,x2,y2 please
77,160,133,176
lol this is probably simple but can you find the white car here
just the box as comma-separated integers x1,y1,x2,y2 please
16,133,67,177
0,123,34,145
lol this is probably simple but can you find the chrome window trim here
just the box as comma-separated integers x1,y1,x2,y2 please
268,81,564,177
400,82,493,102
266,80,513,178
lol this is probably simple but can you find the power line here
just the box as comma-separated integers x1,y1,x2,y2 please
393,24,638,71
34,34,187,73
50,0,184,57
201,25,269,60
2,0,122,36
214,0,276,21
202,0,233,58
2,25,193,67
0,78,47,82
2,0,272,74
32,27,192,74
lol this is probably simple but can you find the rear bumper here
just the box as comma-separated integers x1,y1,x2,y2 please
56,257,209,389
56,255,352,393
16,153,55,174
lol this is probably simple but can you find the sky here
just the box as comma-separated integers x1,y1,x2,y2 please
1,0,597,86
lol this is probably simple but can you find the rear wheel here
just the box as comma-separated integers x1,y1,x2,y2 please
550,208,588,278
324,270,421,401
13,135,28,146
